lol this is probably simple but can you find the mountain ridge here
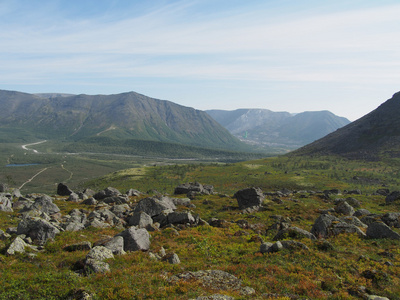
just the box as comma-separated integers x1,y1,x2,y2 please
0,89,248,152
290,91,400,160
206,108,350,151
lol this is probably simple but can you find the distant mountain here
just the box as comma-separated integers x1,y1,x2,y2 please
206,109,350,152
0,90,248,152
291,92,400,160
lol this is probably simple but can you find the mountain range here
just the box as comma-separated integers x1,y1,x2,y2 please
291,91,400,160
206,109,350,152
0,90,248,153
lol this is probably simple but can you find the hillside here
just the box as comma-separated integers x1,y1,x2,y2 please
0,90,248,152
206,109,350,151
291,92,400,160
1,156,400,299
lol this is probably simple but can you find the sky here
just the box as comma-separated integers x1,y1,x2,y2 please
1,0,400,121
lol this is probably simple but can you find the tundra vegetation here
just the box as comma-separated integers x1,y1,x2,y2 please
1,155,400,299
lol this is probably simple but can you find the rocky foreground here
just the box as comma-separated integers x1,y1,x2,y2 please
1,182,400,299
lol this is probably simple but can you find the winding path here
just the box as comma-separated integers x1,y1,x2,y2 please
18,167,49,190
22,140,47,153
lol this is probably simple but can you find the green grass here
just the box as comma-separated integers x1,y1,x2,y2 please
1,155,400,299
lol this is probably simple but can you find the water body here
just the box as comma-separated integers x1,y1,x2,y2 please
6,163,40,167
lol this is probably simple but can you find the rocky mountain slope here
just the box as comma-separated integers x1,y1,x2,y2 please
206,109,350,151
0,90,247,151
291,92,400,160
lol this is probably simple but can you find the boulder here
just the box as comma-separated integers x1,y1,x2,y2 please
84,259,110,274
0,183,8,192
340,216,368,228
133,196,176,217
128,211,153,228
167,211,196,225
93,187,121,200
280,240,309,251
354,209,371,218
102,236,126,255
161,252,180,264
366,222,400,240
126,189,142,197
311,214,340,238
174,182,212,195
334,201,355,216
86,246,114,261
344,197,361,208
273,226,316,241
0,196,13,212
385,191,400,204
381,212,400,228
260,242,274,254
110,204,130,218
103,196,128,205
81,197,98,205
171,197,195,208
28,195,60,215
6,236,27,255
234,187,264,210
57,183,74,196
116,227,150,252
17,217,61,245
311,214,365,238
0,229,11,240
68,193,80,202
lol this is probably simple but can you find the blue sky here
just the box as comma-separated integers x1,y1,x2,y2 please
1,0,400,120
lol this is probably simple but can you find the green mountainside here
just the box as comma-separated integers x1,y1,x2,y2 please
0,90,249,152
206,109,350,151
291,92,400,160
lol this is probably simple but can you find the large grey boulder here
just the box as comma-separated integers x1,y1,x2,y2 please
340,216,368,228
311,214,340,238
128,211,153,228
103,236,126,255
311,214,365,238
6,236,28,255
57,183,74,196
87,209,119,227
234,187,264,210
0,183,8,192
385,191,400,204
68,193,80,202
133,196,176,217
354,209,371,218
17,217,60,245
366,222,400,240
84,259,110,274
167,211,196,225
116,227,150,252
381,212,400,228
161,252,181,264
28,195,60,215
273,226,316,241
334,201,355,216
0,196,13,212
93,187,121,200
174,182,213,195
86,246,114,261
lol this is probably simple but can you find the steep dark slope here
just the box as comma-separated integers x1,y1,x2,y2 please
0,90,248,151
291,92,400,160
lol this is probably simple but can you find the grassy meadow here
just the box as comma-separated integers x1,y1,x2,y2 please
1,153,400,299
